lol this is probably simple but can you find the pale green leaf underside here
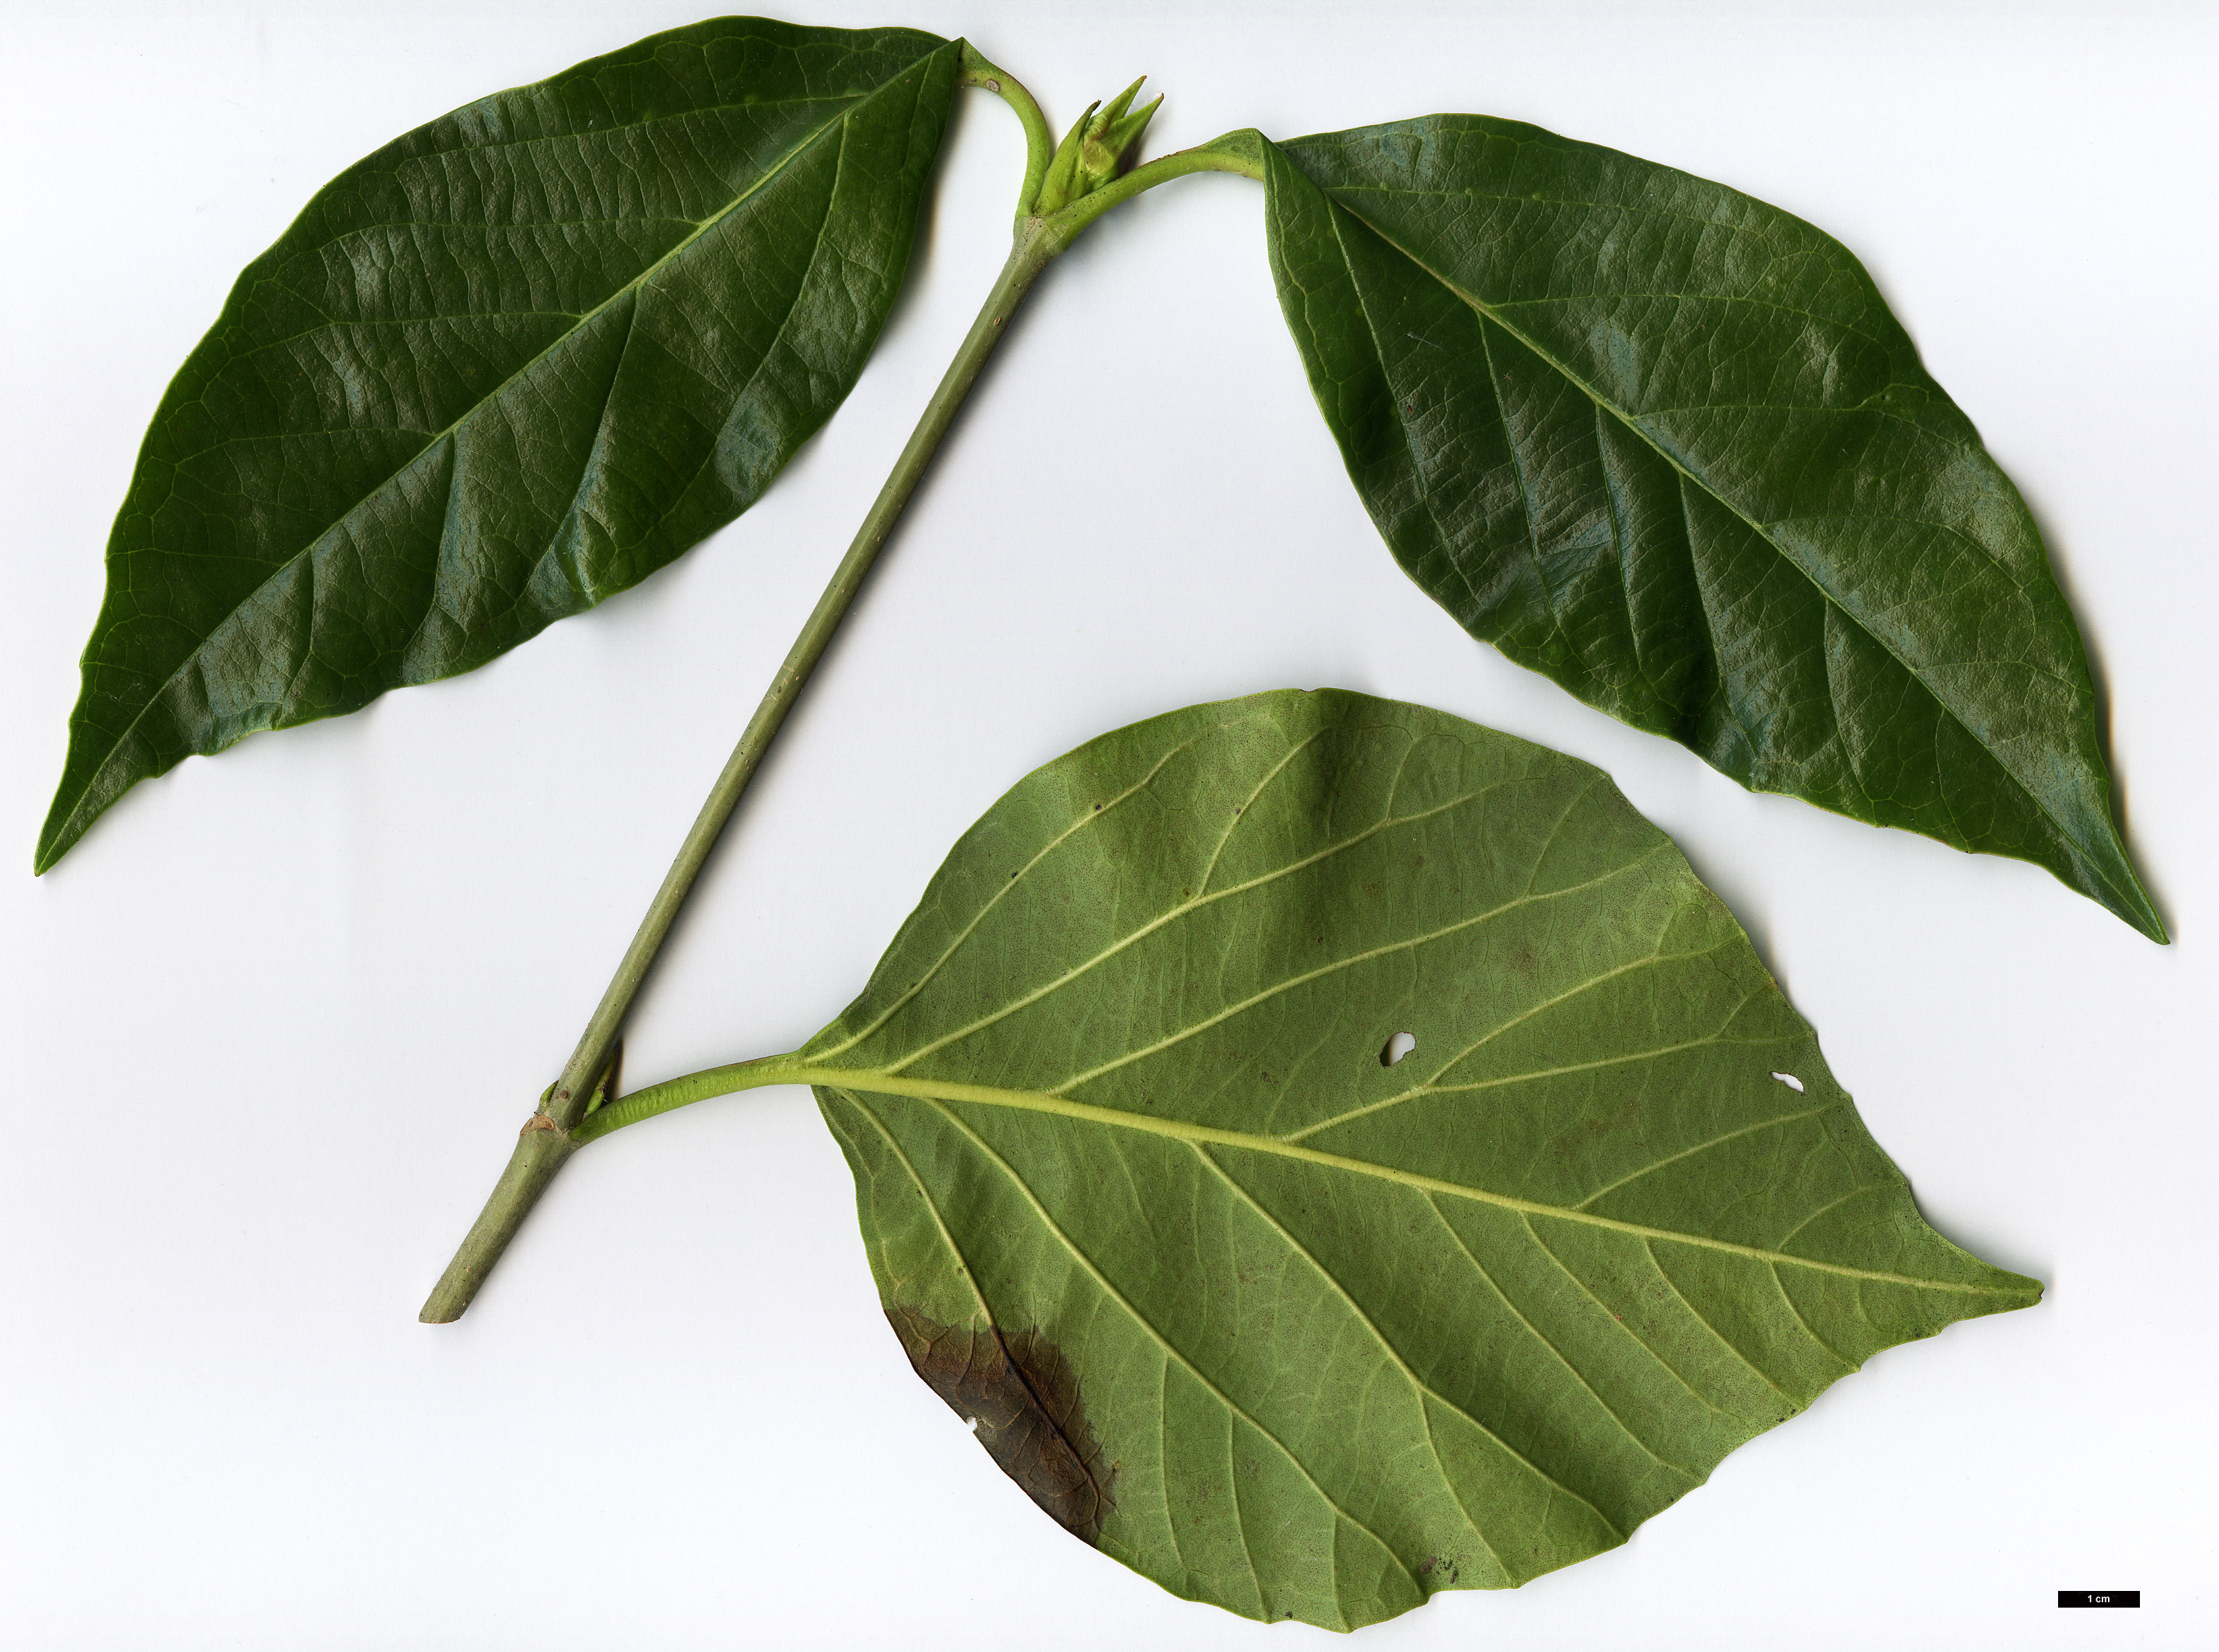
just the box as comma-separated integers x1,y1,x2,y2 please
792,689,2035,1629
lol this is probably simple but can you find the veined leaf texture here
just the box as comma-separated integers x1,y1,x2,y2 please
38,19,957,870
787,690,2039,1628
1262,124,2162,940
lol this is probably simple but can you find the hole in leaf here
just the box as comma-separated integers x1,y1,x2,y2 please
1381,1031,1416,1067
1772,1071,1804,1092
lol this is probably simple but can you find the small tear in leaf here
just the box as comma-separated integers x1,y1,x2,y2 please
1772,1071,1804,1092
1382,1031,1417,1067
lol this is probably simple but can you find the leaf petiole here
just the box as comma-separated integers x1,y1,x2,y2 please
418,64,1266,1325
416,232,1052,1323
1036,128,1265,245
958,45,1054,224
571,1053,805,1144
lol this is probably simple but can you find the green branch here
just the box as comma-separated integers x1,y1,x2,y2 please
418,232,1057,1323
419,83,1268,1327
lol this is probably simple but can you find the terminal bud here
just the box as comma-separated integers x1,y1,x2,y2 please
1032,77,1163,215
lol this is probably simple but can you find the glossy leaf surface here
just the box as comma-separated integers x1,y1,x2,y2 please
799,689,2038,1628
1262,124,2162,940
39,19,958,871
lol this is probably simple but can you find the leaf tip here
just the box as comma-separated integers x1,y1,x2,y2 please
2081,845,2169,944
2118,887,2170,946
32,795,82,877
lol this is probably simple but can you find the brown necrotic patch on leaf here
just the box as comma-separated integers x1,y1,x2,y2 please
886,1306,1112,1544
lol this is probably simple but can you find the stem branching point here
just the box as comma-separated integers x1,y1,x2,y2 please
419,59,1269,1325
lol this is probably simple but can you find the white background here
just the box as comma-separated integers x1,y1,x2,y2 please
3,3,2212,1646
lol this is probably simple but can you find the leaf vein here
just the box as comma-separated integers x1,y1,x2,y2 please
877,779,1530,1076
1047,847,1662,1096
816,734,1208,1061
910,1095,1426,1590
1507,1211,1731,1417
67,72,900,821
1191,1142,1625,1538
1570,1099,1840,1210
1335,202,2102,870
798,1067,2032,1297
1639,1238,1795,1400
1430,1196,1698,1477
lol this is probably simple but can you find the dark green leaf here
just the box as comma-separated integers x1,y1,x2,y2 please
1262,123,2162,941
794,689,2037,1628
37,19,959,872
